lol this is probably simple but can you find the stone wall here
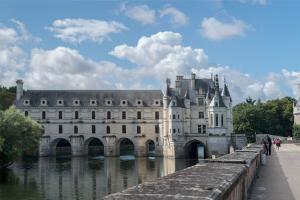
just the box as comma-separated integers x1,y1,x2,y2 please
103,144,263,200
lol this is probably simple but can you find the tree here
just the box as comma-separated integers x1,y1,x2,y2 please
293,124,300,138
0,107,42,169
0,86,16,111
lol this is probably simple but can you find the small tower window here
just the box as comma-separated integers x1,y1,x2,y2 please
155,125,159,134
75,111,79,119
155,111,159,120
173,129,176,133
199,112,204,119
24,110,28,117
203,125,206,134
74,126,78,134
59,125,63,134
24,100,30,105
92,125,96,134
172,114,176,119
137,111,141,120
42,111,46,120
215,114,219,127
59,111,63,119
221,114,224,127
106,126,110,134
137,125,141,134
122,111,126,119
57,100,63,106
107,111,111,119
122,125,126,134
92,111,96,120
198,125,202,133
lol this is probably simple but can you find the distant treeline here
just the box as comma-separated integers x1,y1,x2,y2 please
233,97,295,141
0,86,16,111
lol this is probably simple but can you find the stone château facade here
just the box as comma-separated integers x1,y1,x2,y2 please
294,84,300,125
14,73,233,158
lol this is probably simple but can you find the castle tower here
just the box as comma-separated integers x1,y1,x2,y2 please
294,84,300,125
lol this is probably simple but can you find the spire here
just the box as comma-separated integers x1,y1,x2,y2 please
206,85,211,101
209,74,226,107
221,84,231,97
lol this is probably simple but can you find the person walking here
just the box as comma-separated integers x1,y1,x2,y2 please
267,135,272,155
275,138,281,150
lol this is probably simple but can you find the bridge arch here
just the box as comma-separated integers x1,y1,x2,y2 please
146,139,155,156
84,137,104,156
184,140,206,159
118,138,135,156
50,138,72,156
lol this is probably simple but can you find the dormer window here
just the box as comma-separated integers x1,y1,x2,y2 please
57,100,64,106
90,100,97,106
23,100,30,106
105,100,112,106
172,101,176,107
136,100,143,106
73,100,80,106
121,100,127,106
40,99,47,106
154,100,160,106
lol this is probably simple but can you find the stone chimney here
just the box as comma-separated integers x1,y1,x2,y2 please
191,73,196,89
16,79,23,100
175,75,183,89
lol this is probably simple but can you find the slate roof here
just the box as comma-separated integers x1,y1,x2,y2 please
14,90,163,107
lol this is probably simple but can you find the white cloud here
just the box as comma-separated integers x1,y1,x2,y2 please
47,18,127,44
201,17,249,41
110,31,208,80
120,3,156,25
160,6,188,26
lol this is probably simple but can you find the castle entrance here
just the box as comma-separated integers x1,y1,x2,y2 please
184,140,206,159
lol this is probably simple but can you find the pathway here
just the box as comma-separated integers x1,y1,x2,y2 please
248,143,300,200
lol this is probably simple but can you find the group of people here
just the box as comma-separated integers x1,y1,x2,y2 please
262,135,282,155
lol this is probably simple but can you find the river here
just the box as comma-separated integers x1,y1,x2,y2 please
0,156,198,200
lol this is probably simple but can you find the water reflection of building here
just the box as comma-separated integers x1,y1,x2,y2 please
14,73,233,159
5,157,188,200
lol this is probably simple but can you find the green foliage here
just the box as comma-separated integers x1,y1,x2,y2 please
233,96,295,139
293,124,300,138
0,107,42,168
0,86,16,111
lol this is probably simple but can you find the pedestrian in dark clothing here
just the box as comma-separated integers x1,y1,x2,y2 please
263,140,268,155
267,135,272,155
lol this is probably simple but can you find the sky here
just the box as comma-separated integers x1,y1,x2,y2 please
1,0,300,104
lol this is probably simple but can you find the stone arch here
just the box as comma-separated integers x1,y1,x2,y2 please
118,138,135,156
50,138,71,156
184,140,206,159
84,137,104,156
146,139,155,156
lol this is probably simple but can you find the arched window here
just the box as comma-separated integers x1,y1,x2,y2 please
107,111,111,119
92,111,96,120
215,114,219,127
106,126,110,134
74,125,78,134
24,110,28,117
59,111,63,119
137,125,141,134
42,111,46,119
75,111,79,119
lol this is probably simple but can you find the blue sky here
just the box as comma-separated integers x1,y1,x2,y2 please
0,0,300,103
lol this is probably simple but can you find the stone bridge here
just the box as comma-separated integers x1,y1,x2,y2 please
103,144,263,200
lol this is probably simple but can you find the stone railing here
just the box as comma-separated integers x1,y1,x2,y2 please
103,144,263,200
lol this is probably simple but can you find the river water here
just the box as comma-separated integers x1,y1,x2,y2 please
0,156,198,200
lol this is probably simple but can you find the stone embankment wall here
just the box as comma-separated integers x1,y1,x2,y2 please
103,144,263,200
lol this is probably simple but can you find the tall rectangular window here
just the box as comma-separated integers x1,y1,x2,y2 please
92,111,95,120
221,114,224,127
198,125,202,133
203,125,206,134
74,126,78,134
155,125,159,134
215,114,219,127
172,114,176,119
24,111,28,117
122,111,126,119
59,125,63,134
106,126,110,134
42,111,46,119
199,112,204,119
137,126,141,134
59,111,63,119
92,125,96,134
107,111,111,119
155,111,159,120
75,111,79,119
137,111,141,119
122,125,126,134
